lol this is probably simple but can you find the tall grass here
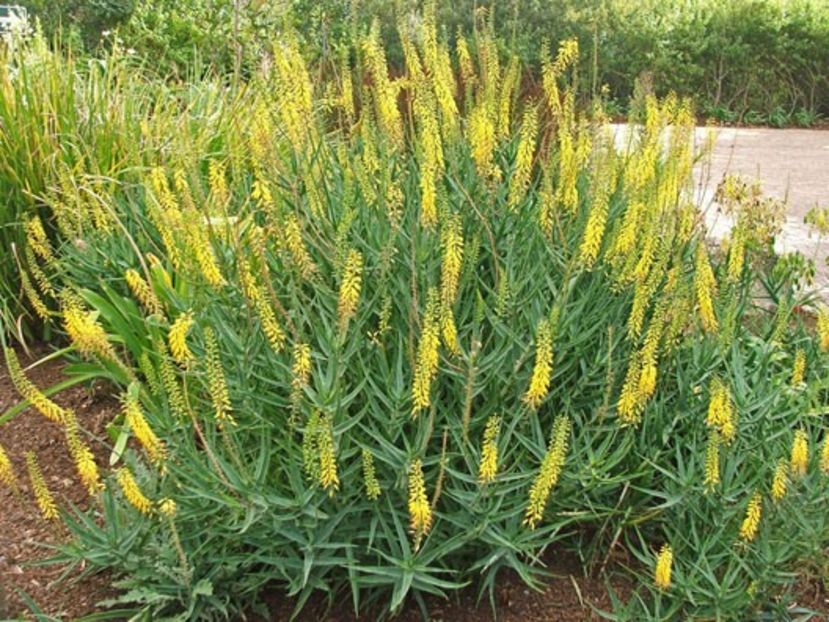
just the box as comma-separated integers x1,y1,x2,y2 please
1,8,828,620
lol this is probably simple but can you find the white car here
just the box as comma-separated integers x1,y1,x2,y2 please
0,5,27,36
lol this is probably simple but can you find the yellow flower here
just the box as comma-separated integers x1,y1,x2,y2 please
524,318,554,409
362,449,381,501
524,416,570,529
26,452,58,520
771,459,788,502
0,442,18,490
291,342,312,407
694,244,718,333
284,214,316,278
507,107,538,210
169,311,194,366
63,304,117,361
117,468,153,515
579,173,613,268
158,498,177,518
706,378,736,443
703,430,720,492
818,306,829,352
478,415,501,484
317,414,339,496
65,413,102,495
124,392,165,465
125,269,163,316
204,327,235,426
790,429,809,477
791,349,806,386
5,347,69,423
821,435,829,474
726,226,745,282
654,544,673,590
412,290,442,415
408,458,432,537
440,215,464,305
469,105,499,181
24,216,55,264
337,249,363,331
739,491,762,542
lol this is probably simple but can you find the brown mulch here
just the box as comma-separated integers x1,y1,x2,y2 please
0,345,119,620
0,347,827,621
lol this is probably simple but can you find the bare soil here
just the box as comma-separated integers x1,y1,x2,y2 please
0,347,827,620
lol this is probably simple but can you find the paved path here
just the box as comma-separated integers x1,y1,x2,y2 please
613,125,829,293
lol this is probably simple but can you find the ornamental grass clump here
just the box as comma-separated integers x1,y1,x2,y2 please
2,6,829,620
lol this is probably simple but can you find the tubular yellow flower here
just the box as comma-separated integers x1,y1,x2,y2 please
818,306,829,352
412,290,442,415
441,215,464,305
205,327,235,426
497,56,520,139
654,544,673,591
117,467,153,515
524,416,571,529
338,249,363,331
208,160,228,208
362,448,381,501
284,214,316,278
158,498,177,518
408,459,432,536
158,341,187,419
168,312,194,366
24,216,55,264
469,105,499,181
821,435,829,474
739,491,762,542
726,225,745,282
790,429,809,477
26,452,58,520
791,349,806,386
507,107,538,210
317,414,339,496
256,296,286,353
362,22,403,148
0,442,17,490
124,392,165,465
440,304,460,355
186,221,224,288
65,413,102,495
302,411,321,481
694,244,718,333
25,244,54,297
579,178,612,269
125,268,163,316
771,459,788,502
291,342,312,406
63,304,117,361
478,415,501,484
706,378,736,443
5,347,68,423
524,318,554,409
21,269,49,320
617,352,643,426
703,430,720,491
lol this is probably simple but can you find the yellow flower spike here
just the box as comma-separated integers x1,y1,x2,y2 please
726,225,745,282
469,105,500,182
440,304,460,356
703,430,720,492
361,21,403,148
790,429,809,477
337,249,363,331
821,435,829,474
208,160,228,207
524,416,571,529
0,442,18,490
21,270,49,320
283,214,316,278
818,306,829,352
168,312,194,366
507,107,538,210
478,415,501,484
771,459,788,502
524,318,554,409
26,452,59,520
618,352,643,426
291,342,312,407
408,459,432,537
440,215,464,305
5,347,69,424
694,243,718,333
412,290,442,416
739,491,762,542
158,498,177,518
125,268,163,316
654,544,673,591
317,414,339,496
579,164,614,269
124,392,165,466
117,467,153,515
24,216,56,265
204,328,235,426
63,304,117,362
65,413,102,495
706,378,736,443
791,349,806,386
362,449,381,501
